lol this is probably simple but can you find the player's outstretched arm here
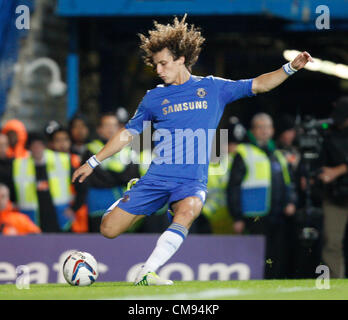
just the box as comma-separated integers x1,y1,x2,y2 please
72,127,133,183
252,51,313,94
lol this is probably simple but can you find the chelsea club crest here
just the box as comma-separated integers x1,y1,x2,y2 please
197,88,207,98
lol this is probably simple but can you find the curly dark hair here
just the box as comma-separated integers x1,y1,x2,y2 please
138,14,205,72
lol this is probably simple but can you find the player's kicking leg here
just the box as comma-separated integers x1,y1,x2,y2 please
134,196,204,286
100,204,145,239
100,179,145,238
101,202,176,286
100,177,175,285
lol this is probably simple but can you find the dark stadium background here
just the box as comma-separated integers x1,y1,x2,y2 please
76,16,347,130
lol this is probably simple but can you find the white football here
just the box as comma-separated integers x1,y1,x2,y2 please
63,251,98,286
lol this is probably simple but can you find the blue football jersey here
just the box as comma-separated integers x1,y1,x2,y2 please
125,75,255,184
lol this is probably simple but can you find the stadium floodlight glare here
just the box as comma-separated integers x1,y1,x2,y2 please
14,57,67,97
283,50,348,80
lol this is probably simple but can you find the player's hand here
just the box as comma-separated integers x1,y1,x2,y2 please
233,220,245,234
290,51,314,70
72,162,93,183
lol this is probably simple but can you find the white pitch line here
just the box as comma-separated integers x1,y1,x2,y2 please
104,286,320,300
277,286,318,293
105,288,245,300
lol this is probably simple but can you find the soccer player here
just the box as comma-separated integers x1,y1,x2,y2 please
72,15,313,285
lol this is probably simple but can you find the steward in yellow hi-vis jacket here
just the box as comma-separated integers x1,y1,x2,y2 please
231,142,291,217
202,117,247,234
13,132,86,232
227,113,297,279
202,153,234,233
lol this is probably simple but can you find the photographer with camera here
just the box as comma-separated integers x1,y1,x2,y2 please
318,96,348,278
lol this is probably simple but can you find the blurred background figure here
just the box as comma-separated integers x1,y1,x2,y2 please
275,114,300,172
227,117,247,154
45,121,88,233
202,117,246,234
45,120,70,153
0,132,9,160
2,119,29,158
12,132,85,233
227,113,297,278
0,183,41,235
0,132,15,201
68,114,90,157
318,96,348,278
82,112,139,232
51,126,73,154
0,132,15,202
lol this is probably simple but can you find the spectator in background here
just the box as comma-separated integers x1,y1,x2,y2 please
68,114,90,157
202,117,246,234
2,119,29,158
318,97,348,278
0,132,9,159
227,113,297,279
51,127,72,154
275,114,300,171
0,183,41,235
45,120,81,168
45,122,88,233
12,132,85,232
82,112,139,232
227,117,247,154
0,133,15,202
45,121,72,154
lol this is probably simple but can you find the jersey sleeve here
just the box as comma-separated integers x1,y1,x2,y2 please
125,98,152,135
212,77,255,106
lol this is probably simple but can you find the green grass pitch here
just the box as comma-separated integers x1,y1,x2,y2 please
1,279,348,300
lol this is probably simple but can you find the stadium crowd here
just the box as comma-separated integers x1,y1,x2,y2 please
1,96,348,279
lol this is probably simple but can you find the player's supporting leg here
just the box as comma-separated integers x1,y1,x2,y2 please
135,196,203,285
100,205,145,239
